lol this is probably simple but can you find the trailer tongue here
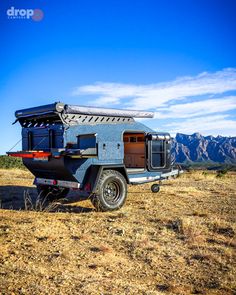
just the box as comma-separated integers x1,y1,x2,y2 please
8,102,182,211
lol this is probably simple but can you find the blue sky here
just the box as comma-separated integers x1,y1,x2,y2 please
0,0,236,154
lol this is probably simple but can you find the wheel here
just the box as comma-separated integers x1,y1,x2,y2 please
151,184,160,193
37,185,69,201
90,170,127,212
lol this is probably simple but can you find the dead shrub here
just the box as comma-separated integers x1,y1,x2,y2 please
24,190,59,212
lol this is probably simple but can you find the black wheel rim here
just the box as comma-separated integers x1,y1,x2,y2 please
152,184,159,192
103,180,120,205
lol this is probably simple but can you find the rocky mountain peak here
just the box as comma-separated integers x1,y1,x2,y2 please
172,133,236,164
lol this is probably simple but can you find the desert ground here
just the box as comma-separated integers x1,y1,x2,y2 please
0,169,235,295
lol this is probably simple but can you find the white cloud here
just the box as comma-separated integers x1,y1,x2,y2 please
165,115,236,136
71,68,236,136
90,96,120,105
72,68,236,109
155,96,236,119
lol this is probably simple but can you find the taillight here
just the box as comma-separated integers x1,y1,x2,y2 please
84,183,91,191
52,180,57,185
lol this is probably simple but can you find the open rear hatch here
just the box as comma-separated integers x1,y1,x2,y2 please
8,103,65,157
7,103,98,182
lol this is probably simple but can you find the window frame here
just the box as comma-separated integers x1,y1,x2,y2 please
149,139,167,170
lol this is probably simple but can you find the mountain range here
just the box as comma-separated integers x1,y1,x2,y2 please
172,133,236,164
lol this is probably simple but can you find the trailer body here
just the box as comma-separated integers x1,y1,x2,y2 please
8,102,180,211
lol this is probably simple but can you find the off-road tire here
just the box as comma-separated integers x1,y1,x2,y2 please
90,170,127,211
36,185,69,202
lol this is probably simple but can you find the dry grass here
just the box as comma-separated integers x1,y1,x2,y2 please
0,169,235,294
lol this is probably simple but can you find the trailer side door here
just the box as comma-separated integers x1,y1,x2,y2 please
146,133,172,172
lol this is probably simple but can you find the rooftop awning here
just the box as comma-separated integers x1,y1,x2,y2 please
65,104,154,118
15,102,154,119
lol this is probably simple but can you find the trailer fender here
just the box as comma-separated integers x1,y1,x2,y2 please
84,164,129,192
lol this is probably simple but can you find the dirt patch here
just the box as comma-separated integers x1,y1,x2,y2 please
0,169,235,294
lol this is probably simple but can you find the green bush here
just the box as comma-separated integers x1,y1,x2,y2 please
0,155,25,169
216,169,228,178
202,171,209,177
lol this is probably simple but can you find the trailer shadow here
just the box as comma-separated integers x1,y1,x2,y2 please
0,185,94,213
